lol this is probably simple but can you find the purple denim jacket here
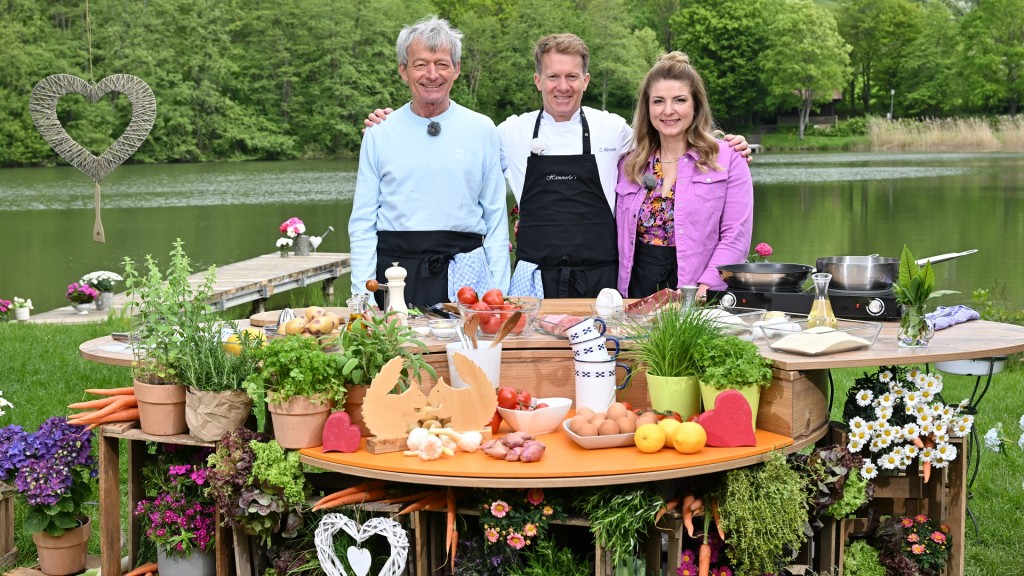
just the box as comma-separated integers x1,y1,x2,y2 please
615,140,753,295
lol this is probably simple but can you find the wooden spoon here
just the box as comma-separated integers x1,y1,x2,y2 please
464,314,480,349
490,311,522,348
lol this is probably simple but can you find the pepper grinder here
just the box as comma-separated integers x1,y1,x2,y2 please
384,261,409,320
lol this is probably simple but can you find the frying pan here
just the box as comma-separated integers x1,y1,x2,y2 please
717,263,815,291
816,250,978,291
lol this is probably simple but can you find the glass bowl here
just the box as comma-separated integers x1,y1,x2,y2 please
698,305,767,339
761,315,882,356
428,318,459,340
457,296,541,338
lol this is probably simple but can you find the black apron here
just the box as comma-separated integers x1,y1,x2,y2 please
375,230,482,309
627,239,678,298
515,108,618,298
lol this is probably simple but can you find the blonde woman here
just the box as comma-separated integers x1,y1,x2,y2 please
615,52,752,299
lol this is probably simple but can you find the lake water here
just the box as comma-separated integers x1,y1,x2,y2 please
2,153,1023,312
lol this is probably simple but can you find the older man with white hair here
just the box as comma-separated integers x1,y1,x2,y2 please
349,16,510,309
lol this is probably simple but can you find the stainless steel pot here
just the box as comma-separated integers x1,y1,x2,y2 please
717,263,815,291
816,250,977,291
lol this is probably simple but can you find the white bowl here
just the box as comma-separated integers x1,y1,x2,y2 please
497,397,572,435
561,419,636,450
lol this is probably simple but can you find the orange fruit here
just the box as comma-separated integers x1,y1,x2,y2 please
634,423,666,453
671,422,707,454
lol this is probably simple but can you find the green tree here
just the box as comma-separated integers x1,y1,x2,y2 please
761,0,851,139
898,0,961,116
959,0,1024,114
581,0,660,115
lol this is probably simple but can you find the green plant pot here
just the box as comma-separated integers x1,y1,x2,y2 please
646,373,700,420
699,381,761,430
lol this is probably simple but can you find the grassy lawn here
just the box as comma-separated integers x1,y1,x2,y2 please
2,316,1021,574
760,133,871,152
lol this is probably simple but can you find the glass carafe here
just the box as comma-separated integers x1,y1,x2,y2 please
807,272,838,329
346,293,369,330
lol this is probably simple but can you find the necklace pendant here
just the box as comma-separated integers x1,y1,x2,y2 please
427,121,441,137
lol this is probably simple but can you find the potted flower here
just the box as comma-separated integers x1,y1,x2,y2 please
80,270,123,311
11,297,33,321
279,217,309,256
123,239,218,436
135,445,217,576
892,245,958,348
747,241,773,263
0,298,10,322
243,335,346,449
275,237,293,257
336,311,436,434
177,322,264,442
624,305,723,420
693,333,774,428
0,417,95,576
206,427,307,546
66,281,99,314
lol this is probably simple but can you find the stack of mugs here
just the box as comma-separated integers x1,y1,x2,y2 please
566,318,632,413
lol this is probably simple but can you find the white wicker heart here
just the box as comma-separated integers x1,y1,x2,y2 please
315,514,408,576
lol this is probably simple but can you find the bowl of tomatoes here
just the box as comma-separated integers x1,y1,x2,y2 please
497,395,573,435
456,288,541,338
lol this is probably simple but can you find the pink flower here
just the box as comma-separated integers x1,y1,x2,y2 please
485,528,499,543
930,531,947,544
526,488,544,505
907,533,920,543
542,505,554,516
914,514,928,524
490,500,510,518
755,242,772,257
680,549,696,565
711,568,733,576
911,543,926,555
523,523,538,537
676,563,697,576
506,532,526,549
901,517,915,528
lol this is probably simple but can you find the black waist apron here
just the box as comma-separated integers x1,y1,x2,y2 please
515,108,617,298
375,230,482,309
627,238,679,298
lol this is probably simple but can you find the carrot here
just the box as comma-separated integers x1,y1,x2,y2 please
451,528,458,571
922,436,934,483
398,491,446,515
68,397,119,410
317,487,389,510
423,495,450,511
313,481,386,510
85,387,135,396
445,487,456,554
711,499,725,540
698,514,712,576
681,494,696,536
124,562,158,576
655,496,679,525
85,408,141,430
379,490,439,505
75,396,138,423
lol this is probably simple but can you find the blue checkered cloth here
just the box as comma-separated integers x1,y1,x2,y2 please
447,247,491,302
508,260,544,298
925,305,980,331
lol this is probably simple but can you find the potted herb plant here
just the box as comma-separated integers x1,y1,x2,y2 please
624,305,723,420
892,245,958,348
123,239,217,436
206,427,308,546
694,333,774,428
0,417,95,576
243,335,345,449
336,311,436,434
177,322,264,442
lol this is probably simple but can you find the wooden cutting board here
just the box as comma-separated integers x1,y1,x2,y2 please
250,307,348,326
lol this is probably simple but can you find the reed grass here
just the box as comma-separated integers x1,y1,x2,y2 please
869,115,1024,152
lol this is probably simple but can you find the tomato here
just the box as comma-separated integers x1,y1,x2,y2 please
470,301,490,312
481,288,505,307
489,410,503,434
480,313,502,334
621,401,633,412
497,387,518,409
516,389,532,408
457,286,478,305
534,402,549,410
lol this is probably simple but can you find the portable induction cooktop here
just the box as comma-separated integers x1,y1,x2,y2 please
705,286,902,321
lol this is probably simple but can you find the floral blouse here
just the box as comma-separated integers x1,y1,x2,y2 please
636,157,676,246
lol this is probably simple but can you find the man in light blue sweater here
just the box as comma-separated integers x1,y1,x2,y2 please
349,16,510,309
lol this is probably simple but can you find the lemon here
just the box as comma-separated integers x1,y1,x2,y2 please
633,423,666,453
223,327,267,356
671,422,708,454
657,417,680,442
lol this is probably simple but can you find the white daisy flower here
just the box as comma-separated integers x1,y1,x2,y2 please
904,445,920,459
875,406,893,421
952,421,971,436
856,390,874,407
877,435,893,449
983,427,1002,452
861,460,879,479
934,432,950,444
878,392,895,408
848,438,865,452
920,421,935,435
903,423,921,439
1019,414,1024,431
879,370,893,383
904,391,921,407
907,368,921,381
920,447,935,461
919,389,934,402
881,452,901,469
1018,432,1024,451
850,417,868,431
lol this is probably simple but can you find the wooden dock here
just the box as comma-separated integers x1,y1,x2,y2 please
27,252,351,324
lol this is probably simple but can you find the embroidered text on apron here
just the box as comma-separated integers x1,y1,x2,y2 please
515,108,617,298
375,230,482,309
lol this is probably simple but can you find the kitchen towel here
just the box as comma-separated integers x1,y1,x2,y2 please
925,305,980,330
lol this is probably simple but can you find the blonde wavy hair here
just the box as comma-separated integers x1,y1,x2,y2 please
624,52,721,184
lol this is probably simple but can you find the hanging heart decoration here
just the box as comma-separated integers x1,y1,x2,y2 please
29,74,156,242
315,513,409,576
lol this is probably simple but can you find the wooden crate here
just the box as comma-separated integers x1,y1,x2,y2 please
0,490,14,568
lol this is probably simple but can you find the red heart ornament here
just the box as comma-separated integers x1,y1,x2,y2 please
697,390,756,447
322,412,362,453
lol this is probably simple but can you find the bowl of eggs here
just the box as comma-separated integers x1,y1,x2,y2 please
562,402,659,449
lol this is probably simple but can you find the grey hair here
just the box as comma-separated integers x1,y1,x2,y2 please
396,16,463,66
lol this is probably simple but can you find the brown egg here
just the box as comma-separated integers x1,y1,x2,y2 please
625,410,639,422
576,407,595,420
576,423,599,437
568,415,589,434
590,414,606,427
597,420,621,435
606,402,627,421
616,416,637,434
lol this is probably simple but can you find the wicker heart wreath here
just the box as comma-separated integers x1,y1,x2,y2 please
29,73,156,242
315,514,409,576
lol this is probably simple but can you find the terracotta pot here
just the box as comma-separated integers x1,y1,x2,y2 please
31,516,91,576
267,395,333,449
134,379,188,436
699,381,762,430
158,544,216,576
185,388,252,442
646,374,700,420
342,385,372,437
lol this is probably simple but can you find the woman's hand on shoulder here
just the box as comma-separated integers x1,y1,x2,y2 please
724,134,753,163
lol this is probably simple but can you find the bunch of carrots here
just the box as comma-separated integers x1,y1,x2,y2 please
67,387,139,430
123,562,158,575
311,483,460,568
656,493,725,576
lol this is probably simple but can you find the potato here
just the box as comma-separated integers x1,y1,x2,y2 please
304,306,326,321
283,317,308,335
306,317,329,335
